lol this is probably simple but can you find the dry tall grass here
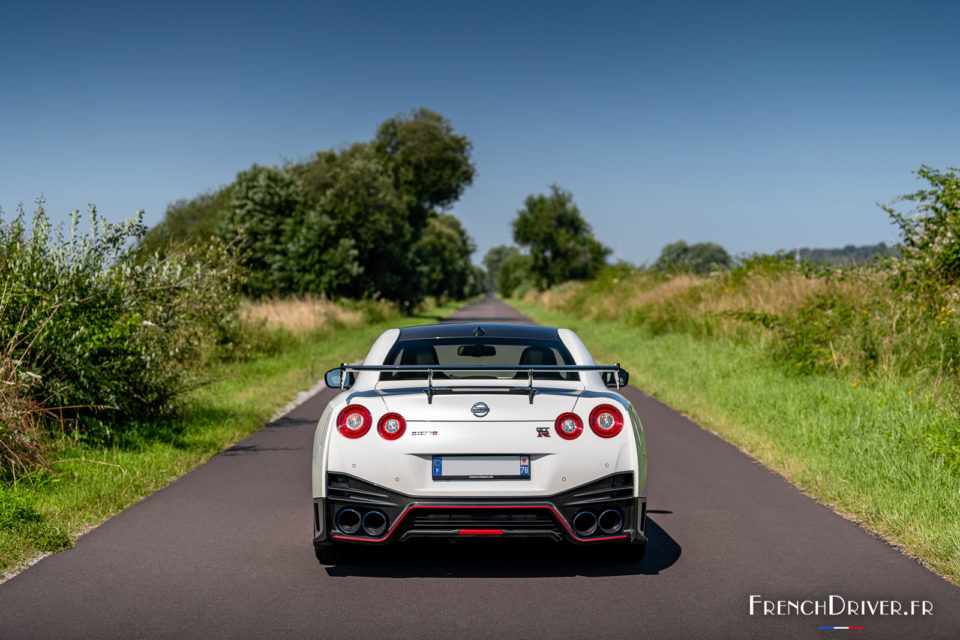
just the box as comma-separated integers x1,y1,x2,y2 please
0,356,50,481
0,286,51,479
241,296,392,336
525,270,868,322
520,261,959,386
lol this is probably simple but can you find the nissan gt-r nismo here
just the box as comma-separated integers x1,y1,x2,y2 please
311,322,647,563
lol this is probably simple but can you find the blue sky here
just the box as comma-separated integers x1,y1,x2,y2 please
2,1,958,265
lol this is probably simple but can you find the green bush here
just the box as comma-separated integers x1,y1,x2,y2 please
0,202,242,441
883,165,960,290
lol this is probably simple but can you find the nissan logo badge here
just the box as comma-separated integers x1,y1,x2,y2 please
471,402,490,418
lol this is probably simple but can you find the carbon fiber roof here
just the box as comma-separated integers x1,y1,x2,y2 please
397,322,560,341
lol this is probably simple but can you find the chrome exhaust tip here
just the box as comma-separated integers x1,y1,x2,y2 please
598,509,623,535
362,510,388,537
336,508,362,535
572,511,598,537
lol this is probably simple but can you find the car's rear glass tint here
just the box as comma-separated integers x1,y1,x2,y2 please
379,338,579,381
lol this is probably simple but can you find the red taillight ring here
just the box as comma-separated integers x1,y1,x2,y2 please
377,413,406,440
589,404,623,438
554,412,583,440
337,405,372,438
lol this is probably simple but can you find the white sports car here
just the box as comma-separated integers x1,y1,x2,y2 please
311,322,648,563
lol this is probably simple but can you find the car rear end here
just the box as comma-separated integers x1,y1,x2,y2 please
311,324,647,561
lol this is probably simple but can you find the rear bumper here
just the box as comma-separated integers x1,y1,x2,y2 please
313,472,646,547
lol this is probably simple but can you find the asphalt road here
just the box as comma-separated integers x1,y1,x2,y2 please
2,297,959,639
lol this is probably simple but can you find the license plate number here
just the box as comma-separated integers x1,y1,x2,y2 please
432,455,531,480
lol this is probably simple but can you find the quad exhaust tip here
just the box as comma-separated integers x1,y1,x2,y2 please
598,509,623,535
572,511,598,537
336,508,362,535
362,510,388,537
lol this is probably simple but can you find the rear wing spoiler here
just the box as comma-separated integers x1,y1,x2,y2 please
337,363,623,404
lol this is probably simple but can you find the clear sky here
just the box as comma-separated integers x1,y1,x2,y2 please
2,0,958,265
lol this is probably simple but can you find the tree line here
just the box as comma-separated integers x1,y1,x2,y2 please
483,186,734,297
144,105,902,305
483,187,914,298
140,108,484,308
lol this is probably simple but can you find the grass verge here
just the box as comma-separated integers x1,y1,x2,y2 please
0,300,464,577
512,298,960,584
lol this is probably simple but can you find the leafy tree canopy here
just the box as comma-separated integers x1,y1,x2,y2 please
796,242,900,266
512,185,610,289
137,185,234,257
496,251,534,298
373,107,475,221
482,244,520,292
140,109,478,307
217,166,309,295
303,143,416,302
416,213,481,300
652,240,731,274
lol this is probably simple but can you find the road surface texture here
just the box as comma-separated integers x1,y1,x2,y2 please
2,297,958,639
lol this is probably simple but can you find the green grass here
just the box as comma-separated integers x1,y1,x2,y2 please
0,301,464,577
512,299,960,584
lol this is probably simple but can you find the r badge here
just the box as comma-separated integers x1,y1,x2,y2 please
536,427,550,437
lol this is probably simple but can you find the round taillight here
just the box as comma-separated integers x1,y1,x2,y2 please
554,412,583,440
589,404,623,438
377,413,406,440
337,405,371,438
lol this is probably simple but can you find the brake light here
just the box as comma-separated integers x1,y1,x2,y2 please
377,412,406,440
554,412,583,440
589,404,623,438
337,405,372,438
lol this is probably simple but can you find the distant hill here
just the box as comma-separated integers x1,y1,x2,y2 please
795,242,901,266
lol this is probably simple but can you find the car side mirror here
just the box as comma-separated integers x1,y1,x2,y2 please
602,369,629,389
325,368,355,390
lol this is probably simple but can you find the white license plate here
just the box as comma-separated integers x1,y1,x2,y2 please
432,455,531,480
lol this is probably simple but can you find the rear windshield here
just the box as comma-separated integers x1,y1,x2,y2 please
379,338,579,381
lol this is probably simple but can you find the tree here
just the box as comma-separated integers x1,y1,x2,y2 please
512,185,610,288
496,251,534,297
217,166,305,295
651,240,731,274
142,108,479,307
416,213,478,299
306,143,421,304
137,185,234,258
482,245,520,292
286,208,361,295
214,163,365,297
373,107,475,228
468,264,486,297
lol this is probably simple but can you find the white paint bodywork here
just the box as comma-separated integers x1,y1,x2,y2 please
311,327,647,501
